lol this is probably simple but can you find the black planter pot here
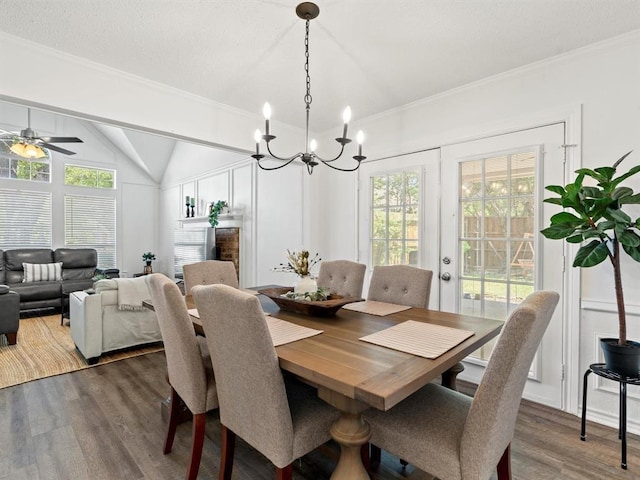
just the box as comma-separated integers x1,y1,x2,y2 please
600,338,640,377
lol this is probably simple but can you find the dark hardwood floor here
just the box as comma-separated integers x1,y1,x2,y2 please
0,351,637,479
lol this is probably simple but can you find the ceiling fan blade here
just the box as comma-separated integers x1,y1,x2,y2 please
41,143,77,155
38,136,83,144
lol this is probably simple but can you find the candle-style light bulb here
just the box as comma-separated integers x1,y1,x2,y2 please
356,130,364,157
263,102,272,136
310,139,317,152
254,129,262,155
342,106,351,139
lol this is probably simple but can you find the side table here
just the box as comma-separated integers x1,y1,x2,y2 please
60,291,69,325
581,363,640,470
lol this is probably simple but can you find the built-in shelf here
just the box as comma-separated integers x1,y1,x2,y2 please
178,213,243,229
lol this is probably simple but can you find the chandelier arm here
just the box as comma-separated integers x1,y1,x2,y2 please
312,143,346,163
265,142,304,162
318,157,363,172
256,155,300,171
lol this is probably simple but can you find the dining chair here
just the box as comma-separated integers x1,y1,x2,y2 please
146,273,219,480
367,265,433,308
317,259,367,298
182,260,239,295
363,290,559,480
192,283,340,480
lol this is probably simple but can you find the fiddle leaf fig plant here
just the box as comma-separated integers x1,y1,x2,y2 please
541,151,640,345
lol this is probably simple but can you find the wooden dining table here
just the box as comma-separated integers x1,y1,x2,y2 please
164,288,504,480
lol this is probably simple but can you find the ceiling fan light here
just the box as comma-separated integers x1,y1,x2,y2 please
9,142,27,157
10,142,46,159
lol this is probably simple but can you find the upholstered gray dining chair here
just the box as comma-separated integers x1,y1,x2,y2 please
367,265,433,308
317,259,367,298
146,273,218,480
363,290,559,480
192,284,340,480
182,260,238,295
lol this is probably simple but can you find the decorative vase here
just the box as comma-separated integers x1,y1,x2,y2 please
294,275,318,295
601,338,640,377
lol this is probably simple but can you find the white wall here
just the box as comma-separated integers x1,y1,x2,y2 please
311,31,640,430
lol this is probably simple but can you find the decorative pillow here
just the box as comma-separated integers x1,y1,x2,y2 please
22,262,63,282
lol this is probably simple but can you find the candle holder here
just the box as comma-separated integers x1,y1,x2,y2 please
190,205,195,217
186,201,191,218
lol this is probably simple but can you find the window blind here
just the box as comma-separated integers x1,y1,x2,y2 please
0,189,52,249
174,228,207,277
65,194,116,268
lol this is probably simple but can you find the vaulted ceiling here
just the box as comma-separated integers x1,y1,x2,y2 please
1,0,639,179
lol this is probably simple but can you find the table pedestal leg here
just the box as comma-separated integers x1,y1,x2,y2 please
319,388,371,480
329,412,371,480
441,362,465,390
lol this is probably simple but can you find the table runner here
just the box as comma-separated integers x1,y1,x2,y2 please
359,320,474,359
343,300,411,316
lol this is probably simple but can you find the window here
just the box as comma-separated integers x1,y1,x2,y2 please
0,189,52,248
458,149,537,360
0,139,51,182
64,194,116,267
370,170,420,266
65,164,115,189
174,228,207,277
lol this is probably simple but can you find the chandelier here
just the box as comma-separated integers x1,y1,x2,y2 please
251,2,366,175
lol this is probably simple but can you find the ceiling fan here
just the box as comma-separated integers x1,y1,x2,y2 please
0,108,83,158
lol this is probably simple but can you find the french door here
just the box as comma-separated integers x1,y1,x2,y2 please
439,123,566,408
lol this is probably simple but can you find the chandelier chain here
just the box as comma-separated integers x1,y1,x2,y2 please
304,19,312,107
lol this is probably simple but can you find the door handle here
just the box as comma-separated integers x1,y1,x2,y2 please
441,272,451,281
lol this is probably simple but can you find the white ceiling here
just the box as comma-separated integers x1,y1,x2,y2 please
1,0,639,133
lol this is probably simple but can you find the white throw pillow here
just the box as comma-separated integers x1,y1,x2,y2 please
22,262,63,282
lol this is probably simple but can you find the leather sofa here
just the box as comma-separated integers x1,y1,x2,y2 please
0,248,98,311
0,285,19,345
70,278,162,364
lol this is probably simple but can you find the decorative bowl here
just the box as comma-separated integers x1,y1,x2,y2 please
258,287,362,317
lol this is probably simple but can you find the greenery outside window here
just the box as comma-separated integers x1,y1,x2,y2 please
65,164,115,189
370,170,420,266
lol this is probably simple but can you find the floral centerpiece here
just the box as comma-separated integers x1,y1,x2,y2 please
273,249,323,296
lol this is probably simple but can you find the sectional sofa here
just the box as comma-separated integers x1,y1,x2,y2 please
0,248,97,311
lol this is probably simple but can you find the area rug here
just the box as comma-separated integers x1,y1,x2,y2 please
0,314,164,389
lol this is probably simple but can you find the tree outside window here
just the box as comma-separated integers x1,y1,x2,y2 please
370,170,420,267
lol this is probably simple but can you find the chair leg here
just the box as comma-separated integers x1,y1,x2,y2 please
219,425,236,480
497,443,512,480
360,443,370,472
370,444,381,470
275,464,292,480
164,387,181,454
186,413,206,480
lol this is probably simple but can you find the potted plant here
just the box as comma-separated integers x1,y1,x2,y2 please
208,200,229,228
541,151,640,375
142,252,156,274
